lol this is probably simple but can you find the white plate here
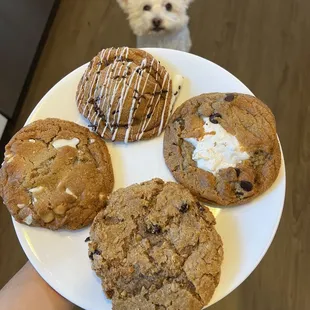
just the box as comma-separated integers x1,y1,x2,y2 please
13,49,285,310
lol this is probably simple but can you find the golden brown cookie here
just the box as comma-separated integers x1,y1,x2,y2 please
76,47,182,142
163,93,281,206
88,179,223,310
0,118,114,230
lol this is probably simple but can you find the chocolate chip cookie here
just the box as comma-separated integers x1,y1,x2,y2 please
0,118,114,230
88,179,223,309
76,47,182,142
164,93,281,206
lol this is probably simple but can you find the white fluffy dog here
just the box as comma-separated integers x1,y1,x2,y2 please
116,0,194,52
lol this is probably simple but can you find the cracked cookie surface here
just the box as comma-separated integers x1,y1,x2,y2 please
0,118,114,230
76,47,175,142
163,93,281,206
88,179,223,310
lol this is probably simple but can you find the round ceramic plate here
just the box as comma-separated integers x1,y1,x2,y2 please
13,49,285,310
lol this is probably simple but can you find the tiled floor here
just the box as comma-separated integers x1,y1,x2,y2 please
1,0,310,309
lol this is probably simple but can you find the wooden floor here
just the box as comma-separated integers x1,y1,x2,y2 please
1,0,310,309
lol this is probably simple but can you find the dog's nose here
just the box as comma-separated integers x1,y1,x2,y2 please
152,18,162,28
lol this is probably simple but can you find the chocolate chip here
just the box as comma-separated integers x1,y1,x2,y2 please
88,124,97,131
180,203,189,213
225,93,235,102
178,85,181,90
96,71,100,75
240,181,253,192
197,202,205,212
88,98,95,105
174,117,185,130
254,150,265,155
209,113,222,124
112,110,116,115
147,113,152,119
174,91,178,96
84,237,90,242
146,223,162,234
235,168,241,177
236,191,244,197
106,290,114,299
89,249,101,260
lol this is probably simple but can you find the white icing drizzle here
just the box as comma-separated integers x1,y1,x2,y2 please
124,58,156,143
77,66,93,110
111,58,144,141
17,204,25,208
100,48,108,62
99,48,129,115
82,47,182,142
157,72,171,135
137,84,158,141
138,66,167,140
135,60,160,140
52,138,80,149
123,58,151,142
98,51,129,133
77,77,87,109
104,60,131,136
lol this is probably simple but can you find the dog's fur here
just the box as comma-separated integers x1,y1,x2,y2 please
116,0,194,52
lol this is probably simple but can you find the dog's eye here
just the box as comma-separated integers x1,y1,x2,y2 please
165,3,172,11
143,5,151,11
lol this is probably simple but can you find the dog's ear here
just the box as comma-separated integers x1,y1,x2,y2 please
184,0,194,6
116,0,129,13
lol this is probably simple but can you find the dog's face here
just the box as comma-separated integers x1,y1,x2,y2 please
117,0,193,36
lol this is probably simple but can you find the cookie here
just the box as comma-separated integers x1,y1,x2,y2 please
88,178,223,309
164,93,281,206
76,47,183,142
0,118,114,230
